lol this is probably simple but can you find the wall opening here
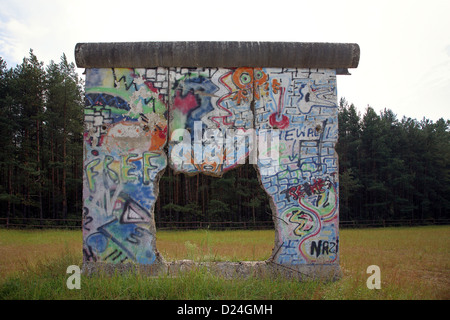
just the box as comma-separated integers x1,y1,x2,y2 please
154,163,274,262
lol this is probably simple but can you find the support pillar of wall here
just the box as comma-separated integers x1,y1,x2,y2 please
76,41,360,281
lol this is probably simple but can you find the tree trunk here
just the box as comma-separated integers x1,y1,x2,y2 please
196,174,199,204
7,165,12,228
51,132,56,219
62,83,68,219
252,205,256,226
202,174,205,218
36,117,43,224
184,174,189,206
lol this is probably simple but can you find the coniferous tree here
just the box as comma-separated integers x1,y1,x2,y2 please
10,50,46,221
45,54,84,220
0,58,21,223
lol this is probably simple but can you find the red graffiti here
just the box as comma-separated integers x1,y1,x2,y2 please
173,90,198,114
158,126,167,139
269,113,289,129
144,80,159,94
284,179,327,201
269,86,289,128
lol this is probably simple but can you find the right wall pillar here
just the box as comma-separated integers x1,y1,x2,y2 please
254,68,340,269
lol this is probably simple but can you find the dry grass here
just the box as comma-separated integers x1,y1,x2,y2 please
156,226,450,299
0,229,82,278
335,226,450,299
156,229,274,261
0,226,449,299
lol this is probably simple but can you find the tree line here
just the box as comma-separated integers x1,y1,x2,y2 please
0,51,448,227
337,98,449,222
0,51,83,224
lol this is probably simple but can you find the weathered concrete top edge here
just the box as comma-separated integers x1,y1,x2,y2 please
75,41,360,70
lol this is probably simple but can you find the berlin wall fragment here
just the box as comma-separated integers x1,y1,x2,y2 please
77,42,360,279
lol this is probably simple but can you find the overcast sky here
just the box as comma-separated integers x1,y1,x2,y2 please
1,0,449,122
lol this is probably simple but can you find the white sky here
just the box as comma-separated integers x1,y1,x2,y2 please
1,0,449,122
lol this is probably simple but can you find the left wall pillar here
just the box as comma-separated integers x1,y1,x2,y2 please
82,68,168,268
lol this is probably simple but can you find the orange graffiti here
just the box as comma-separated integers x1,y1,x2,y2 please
231,68,269,104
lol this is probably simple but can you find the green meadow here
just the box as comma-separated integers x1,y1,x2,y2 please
0,226,449,300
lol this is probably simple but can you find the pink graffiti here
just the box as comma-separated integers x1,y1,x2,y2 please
173,90,198,114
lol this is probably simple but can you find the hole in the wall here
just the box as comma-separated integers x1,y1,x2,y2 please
154,163,274,262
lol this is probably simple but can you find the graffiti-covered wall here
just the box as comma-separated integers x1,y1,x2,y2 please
83,68,168,264
78,41,360,279
82,66,339,267
254,68,339,265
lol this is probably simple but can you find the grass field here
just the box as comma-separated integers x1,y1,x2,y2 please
0,226,449,300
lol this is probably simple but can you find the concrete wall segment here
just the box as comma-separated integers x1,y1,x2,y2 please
75,41,360,69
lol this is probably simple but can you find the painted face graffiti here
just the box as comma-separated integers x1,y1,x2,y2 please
231,67,274,104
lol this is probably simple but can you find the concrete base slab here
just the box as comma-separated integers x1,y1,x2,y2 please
82,260,341,281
